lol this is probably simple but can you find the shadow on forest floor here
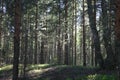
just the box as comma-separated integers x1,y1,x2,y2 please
0,64,118,80
0,65,13,80
27,66,117,80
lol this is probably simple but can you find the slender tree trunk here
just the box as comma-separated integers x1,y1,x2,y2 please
34,1,38,64
40,39,44,64
19,21,24,76
91,36,94,66
64,0,69,65
82,0,86,66
0,0,3,65
93,0,97,66
45,11,49,63
23,30,28,79
29,18,34,64
23,14,29,79
74,0,77,65
71,0,75,65
0,0,4,65
53,33,57,63
57,0,62,64
12,0,21,80
71,13,74,65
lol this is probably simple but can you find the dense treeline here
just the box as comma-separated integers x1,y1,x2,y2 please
0,0,120,80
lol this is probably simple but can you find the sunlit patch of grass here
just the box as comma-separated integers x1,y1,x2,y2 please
27,64,96,72
0,64,117,80
28,69,42,74
0,65,13,78
0,65,12,71
27,64,56,71
29,70,42,73
27,64,58,76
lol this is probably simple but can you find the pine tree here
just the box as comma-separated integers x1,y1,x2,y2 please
12,0,21,80
86,0,104,67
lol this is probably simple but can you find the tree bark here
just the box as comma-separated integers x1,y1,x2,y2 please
0,0,3,65
115,0,120,79
40,39,44,64
57,0,62,64
74,0,77,65
12,0,21,80
82,0,86,66
23,15,29,79
101,0,115,69
64,0,69,65
34,1,38,64
87,0,104,67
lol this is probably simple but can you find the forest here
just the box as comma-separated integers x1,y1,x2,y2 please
0,0,120,80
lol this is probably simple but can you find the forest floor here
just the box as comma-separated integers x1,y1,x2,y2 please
0,64,118,80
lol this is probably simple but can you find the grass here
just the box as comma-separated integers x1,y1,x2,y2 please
0,65,12,71
27,64,55,70
0,65,13,78
37,75,117,80
0,64,118,80
87,74,116,80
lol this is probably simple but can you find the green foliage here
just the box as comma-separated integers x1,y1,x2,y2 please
0,65,12,78
0,64,118,80
35,75,117,80
74,74,117,80
92,74,117,80
0,65,12,71
66,78,72,80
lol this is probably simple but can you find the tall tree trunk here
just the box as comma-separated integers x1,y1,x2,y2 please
74,0,77,65
70,0,75,65
64,0,69,65
115,0,120,79
34,1,38,64
57,0,62,64
12,0,21,80
91,36,94,66
82,0,86,66
101,0,115,69
23,14,29,79
0,0,3,65
86,0,104,68
71,11,74,65
40,39,44,64
29,18,34,64
93,0,97,66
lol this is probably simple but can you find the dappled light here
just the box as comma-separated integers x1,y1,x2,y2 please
0,65,13,79
28,64,52,70
0,0,120,80
0,64,117,80
0,65,12,71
